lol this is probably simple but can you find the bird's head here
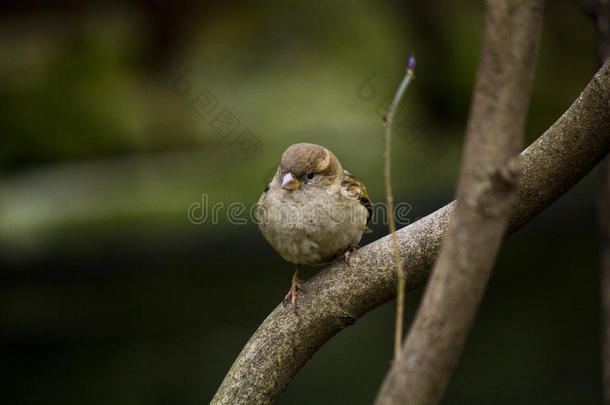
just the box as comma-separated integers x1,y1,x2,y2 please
277,143,342,191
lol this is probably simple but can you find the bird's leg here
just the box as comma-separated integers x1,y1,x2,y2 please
283,267,303,309
343,244,359,266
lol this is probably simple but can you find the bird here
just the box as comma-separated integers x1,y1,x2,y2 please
256,143,372,308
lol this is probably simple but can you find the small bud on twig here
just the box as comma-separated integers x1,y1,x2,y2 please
407,53,416,74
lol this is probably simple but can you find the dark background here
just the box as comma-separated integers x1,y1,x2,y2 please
0,1,604,403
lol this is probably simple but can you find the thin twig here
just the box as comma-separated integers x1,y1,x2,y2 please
383,54,416,359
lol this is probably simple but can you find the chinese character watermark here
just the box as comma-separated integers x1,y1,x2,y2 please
172,67,263,159
357,73,441,164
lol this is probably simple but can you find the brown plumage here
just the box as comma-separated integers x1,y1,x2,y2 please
341,170,373,221
256,143,372,307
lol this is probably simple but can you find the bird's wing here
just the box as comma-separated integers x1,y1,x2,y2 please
341,169,373,221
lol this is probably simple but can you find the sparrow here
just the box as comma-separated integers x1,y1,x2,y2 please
256,143,372,308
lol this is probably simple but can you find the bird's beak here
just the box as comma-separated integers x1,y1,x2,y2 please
281,172,301,190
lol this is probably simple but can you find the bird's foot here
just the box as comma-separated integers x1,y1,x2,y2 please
343,245,359,266
283,273,304,309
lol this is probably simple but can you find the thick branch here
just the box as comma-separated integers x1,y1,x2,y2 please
211,60,610,405
375,1,544,404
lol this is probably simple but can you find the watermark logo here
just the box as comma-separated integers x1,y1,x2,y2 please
186,193,415,226
357,74,441,164
172,67,263,159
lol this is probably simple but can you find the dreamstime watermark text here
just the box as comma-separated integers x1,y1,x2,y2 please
187,194,415,226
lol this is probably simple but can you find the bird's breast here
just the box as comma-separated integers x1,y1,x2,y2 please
256,186,368,265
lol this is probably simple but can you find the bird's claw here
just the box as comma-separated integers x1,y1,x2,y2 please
283,275,304,310
343,245,358,267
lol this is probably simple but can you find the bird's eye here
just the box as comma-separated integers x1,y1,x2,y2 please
306,171,315,180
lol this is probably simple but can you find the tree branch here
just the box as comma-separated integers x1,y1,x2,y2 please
211,59,610,405
375,1,544,403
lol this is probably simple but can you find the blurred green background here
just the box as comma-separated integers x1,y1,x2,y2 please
0,1,604,403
